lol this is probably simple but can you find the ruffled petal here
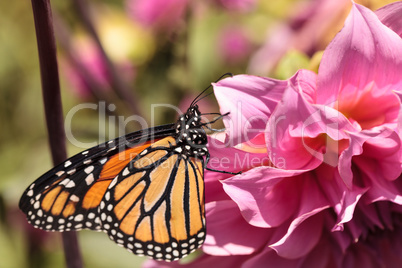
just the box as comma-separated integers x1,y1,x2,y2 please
143,254,250,268
339,127,402,188
203,201,270,256
213,75,287,145
270,213,325,259
376,1,402,38
266,72,354,170
242,247,300,268
317,3,402,130
222,167,305,227
205,136,268,203
314,166,368,230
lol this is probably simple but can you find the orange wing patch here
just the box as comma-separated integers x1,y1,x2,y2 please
169,159,187,241
41,186,62,212
82,180,112,210
153,201,170,244
62,201,77,217
135,216,152,242
99,141,154,180
115,180,145,220
51,191,69,216
144,155,177,211
188,159,204,236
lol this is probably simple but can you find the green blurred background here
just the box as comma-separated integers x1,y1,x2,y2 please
0,0,395,267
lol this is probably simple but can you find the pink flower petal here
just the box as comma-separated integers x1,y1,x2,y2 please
242,247,300,268
222,167,305,228
267,71,354,170
361,170,402,205
298,231,343,268
205,136,268,203
314,166,368,230
213,75,287,145
203,201,270,256
339,127,402,188
143,254,250,268
223,167,330,231
270,213,325,259
376,1,402,38
317,3,402,129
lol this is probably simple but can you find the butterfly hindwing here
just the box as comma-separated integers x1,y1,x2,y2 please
99,136,206,261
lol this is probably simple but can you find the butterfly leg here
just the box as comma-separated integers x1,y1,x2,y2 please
204,151,241,175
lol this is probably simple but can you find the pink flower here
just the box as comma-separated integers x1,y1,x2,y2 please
248,0,350,75
218,26,252,65
61,38,111,99
144,2,402,267
215,0,256,12
126,0,187,32
61,37,134,99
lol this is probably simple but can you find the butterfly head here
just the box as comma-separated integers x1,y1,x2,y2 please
175,105,208,157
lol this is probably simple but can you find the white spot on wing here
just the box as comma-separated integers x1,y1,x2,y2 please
60,179,70,186
122,167,130,176
70,195,79,202
84,165,94,174
108,176,118,189
74,214,84,222
64,160,72,167
67,169,76,175
33,201,40,209
65,180,76,188
83,159,92,164
85,174,94,185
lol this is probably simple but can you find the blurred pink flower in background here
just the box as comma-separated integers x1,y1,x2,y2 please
218,26,252,65
248,0,350,75
126,0,188,32
61,38,110,99
144,2,402,267
61,37,135,99
216,0,256,12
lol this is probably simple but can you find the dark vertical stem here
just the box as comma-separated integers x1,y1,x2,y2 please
30,1,83,268
71,0,142,118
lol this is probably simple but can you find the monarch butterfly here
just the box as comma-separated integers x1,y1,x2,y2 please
19,86,235,262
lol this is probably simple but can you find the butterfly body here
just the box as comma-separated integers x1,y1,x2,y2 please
20,105,208,261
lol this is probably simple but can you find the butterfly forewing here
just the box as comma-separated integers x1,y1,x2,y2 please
19,125,174,232
100,136,206,261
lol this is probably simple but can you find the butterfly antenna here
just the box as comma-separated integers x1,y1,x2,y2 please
203,124,226,132
190,73,233,107
200,112,223,116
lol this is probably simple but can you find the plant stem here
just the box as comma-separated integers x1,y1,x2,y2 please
30,0,83,267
